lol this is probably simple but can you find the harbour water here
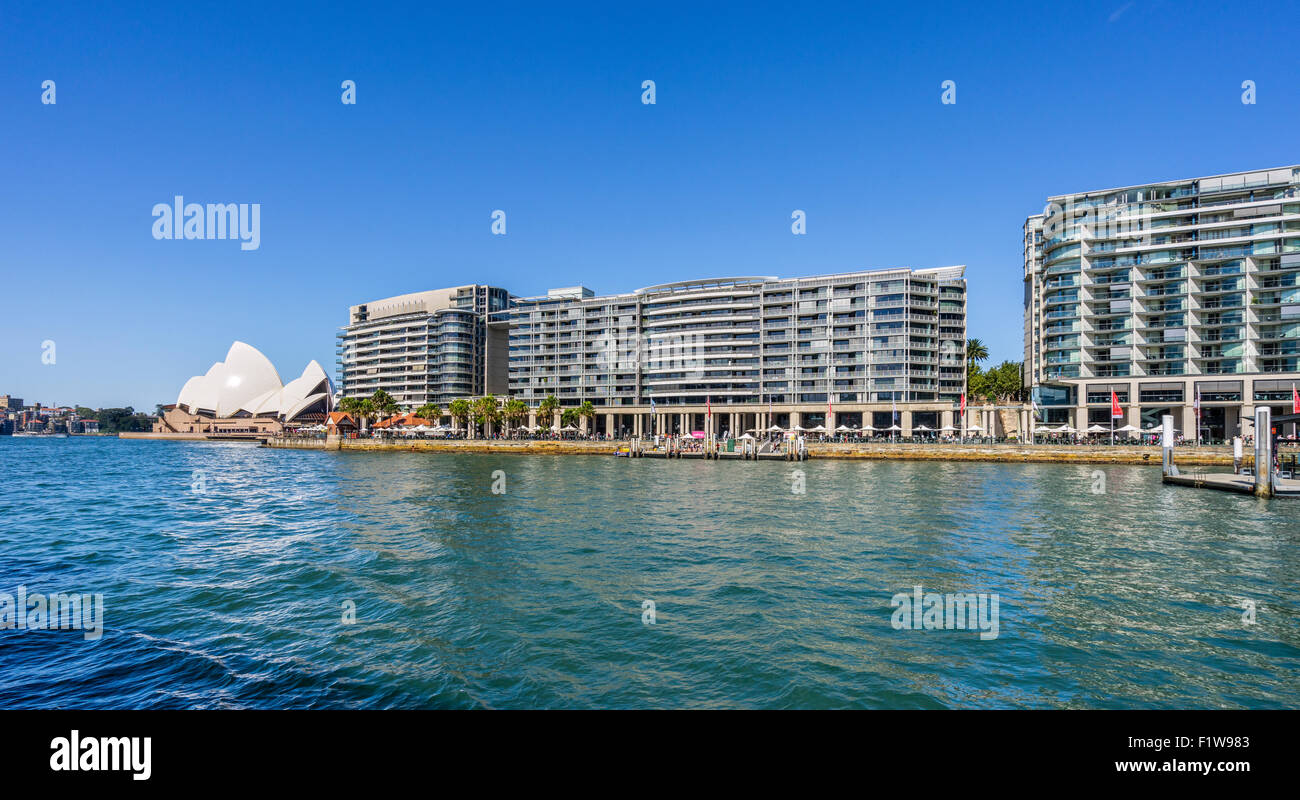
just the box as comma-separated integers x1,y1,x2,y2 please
1,437,1297,708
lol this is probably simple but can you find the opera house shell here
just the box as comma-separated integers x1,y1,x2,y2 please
156,342,333,436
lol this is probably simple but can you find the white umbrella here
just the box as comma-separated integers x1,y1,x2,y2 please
966,424,983,433
738,433,756,440
562,424,579,431
1086,424,1109,433
808,425,827,432
915,424,932,431
1056,425,1075,433
1034,425,1054,433
790,425,806,432
939,424,956,431
886,424,902,431
861,424,877,431
1115,424,1139,432
766,425,784,433
835,425,853,432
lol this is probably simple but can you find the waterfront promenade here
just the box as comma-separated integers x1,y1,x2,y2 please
252,435,1268,467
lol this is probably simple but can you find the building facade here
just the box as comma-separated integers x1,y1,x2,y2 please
502,267,967,437
1024,166,1300,439
336,285,512,407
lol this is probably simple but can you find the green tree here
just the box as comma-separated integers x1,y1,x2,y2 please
964,338,990,403
560,408,579,429
576,400,596,435
537,395,560,431
448,398,472,434
339,396,377,431
472,395,501,437
370,389,399,419
415,402,441,423
503,398,529,433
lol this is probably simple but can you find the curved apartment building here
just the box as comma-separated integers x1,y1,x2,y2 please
337,285,512,407
503,267,967,437
1024,166,1300,439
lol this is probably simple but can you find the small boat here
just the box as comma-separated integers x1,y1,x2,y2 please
613,445,631,457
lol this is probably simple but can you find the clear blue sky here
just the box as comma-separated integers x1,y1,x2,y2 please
3,0,1297,409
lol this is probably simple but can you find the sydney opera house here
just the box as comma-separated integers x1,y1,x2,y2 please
153,342,333,437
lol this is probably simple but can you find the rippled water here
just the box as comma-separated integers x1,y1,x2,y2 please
1,437,1297,708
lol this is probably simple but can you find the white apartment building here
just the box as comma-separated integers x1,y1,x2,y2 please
503,267,967,437
337,285,512,407
1024,166,1300,439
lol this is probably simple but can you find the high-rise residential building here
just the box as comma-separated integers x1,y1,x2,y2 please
502,267,967,437
1023,166,1300,439
337,285,512,408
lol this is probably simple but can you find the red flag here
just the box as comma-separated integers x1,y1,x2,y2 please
1293,383,1299,414
1111,390,1122,419
706,396,711,420
960,393,966,414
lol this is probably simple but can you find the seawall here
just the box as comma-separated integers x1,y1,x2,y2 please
257,436,1269,466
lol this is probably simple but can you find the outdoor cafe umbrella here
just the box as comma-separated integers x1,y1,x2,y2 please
1034,425,1054,433
1115,424,1139,433
808,425,827,433
939,424,956,431
766,425,784,433
965,424,983,433
738,433,756,440
834,425,853,432
915,424,932,431
885,424,902,431
1086,424,1109,433
790,425,806,432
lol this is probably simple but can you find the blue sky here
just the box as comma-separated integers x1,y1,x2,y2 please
2,0,1297,409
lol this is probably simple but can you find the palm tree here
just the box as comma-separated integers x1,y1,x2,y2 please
351,398,376,432
370,389,399,421
338,396,362,428
338,396,374,430
537,395,560,433
448,398,471,435
577,400,596,436
503,398,529,436
472,395,501,438
965,338,990,411
415,403,441,425
560,408,579,433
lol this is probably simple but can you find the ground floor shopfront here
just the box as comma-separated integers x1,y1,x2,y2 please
1039,376,1300,441
519,402,1019,439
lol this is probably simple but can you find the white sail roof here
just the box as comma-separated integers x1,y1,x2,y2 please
176,342,331,420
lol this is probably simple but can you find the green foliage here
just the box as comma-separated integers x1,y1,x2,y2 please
87,407,153,433
968,361,1024,403
448,398,472,431
370,389,399,417
537,395,560,425
415,403,441,421
503,398,529,427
